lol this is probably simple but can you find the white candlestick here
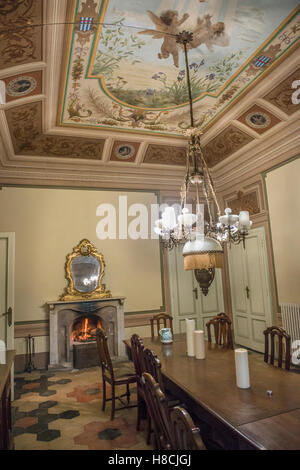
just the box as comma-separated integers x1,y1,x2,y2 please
185,319,195,357
235,348,250,389
0,340,6,365
194,330,205,359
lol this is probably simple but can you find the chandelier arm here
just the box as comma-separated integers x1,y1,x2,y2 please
199,151,221,217
202,172,213,226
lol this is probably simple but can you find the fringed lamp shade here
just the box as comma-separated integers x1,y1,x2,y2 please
183,237,223,271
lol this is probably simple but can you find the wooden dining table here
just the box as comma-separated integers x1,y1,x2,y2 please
124,334,300,450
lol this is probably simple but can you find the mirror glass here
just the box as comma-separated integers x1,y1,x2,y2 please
70,255,100,293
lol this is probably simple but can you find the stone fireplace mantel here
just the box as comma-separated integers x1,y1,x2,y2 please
47,297,126,369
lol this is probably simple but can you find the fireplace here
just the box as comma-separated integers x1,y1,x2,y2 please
47,297,126,370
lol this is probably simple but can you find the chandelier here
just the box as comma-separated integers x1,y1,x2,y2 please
154,31,252,295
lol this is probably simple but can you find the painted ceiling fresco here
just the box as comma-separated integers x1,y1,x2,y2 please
59,0,300,136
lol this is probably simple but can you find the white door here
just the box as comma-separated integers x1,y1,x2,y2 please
167,246,224,334
227,227,272,352
0,233,15,362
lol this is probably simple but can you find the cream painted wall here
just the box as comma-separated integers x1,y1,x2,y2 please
265,157,300,304
0,187,163,324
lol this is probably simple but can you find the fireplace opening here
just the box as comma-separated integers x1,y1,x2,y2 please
72,315,102,343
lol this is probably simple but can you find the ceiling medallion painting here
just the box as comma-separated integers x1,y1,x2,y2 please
2,71,42,103
237,104,281,134
59,0,300,136
110,141,140,162
6,76,37,97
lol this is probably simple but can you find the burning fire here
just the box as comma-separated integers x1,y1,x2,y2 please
72,316,102,343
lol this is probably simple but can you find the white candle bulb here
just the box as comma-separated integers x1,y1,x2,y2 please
239,211,250,227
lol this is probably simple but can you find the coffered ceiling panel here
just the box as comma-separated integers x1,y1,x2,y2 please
0,0,43,69
144,144,186,166
5,101,105,159
263,67,300,115
202,125,254,167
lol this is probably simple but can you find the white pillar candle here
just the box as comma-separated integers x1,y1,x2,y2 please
0,340,6,365
194,330,205,359
234,348,250,389
185,319,195,357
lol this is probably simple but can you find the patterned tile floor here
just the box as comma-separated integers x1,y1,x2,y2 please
13,366,152,450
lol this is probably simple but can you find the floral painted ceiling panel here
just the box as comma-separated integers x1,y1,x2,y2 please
59,0,300,136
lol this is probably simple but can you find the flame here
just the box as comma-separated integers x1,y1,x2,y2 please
72,316,101,343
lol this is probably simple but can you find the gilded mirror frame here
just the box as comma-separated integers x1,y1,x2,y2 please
60,239,111,301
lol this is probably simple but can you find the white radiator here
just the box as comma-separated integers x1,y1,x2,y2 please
281,303,300,344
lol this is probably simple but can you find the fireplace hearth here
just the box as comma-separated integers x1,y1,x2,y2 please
47,297,126,370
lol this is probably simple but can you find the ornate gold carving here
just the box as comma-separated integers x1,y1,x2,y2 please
226,190,260,215
202,125,254,167
144,144,186,166
264,67,300,115
0,0,42,68
5,102,105,159
60,239,111,301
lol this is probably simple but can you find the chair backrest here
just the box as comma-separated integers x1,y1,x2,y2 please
141,372,173,450
150,313,173,338
96,328,114,379
170,406,205,450
263,326,291,370
206,312,233,349
130,334,145,381
143,348,165,392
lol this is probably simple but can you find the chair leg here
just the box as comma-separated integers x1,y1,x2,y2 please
136,394,142,431
102,379,106,412
111,384,115,421
146,414,151,445
126,383,130,405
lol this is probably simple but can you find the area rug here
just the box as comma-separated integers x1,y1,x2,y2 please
13,366,152,450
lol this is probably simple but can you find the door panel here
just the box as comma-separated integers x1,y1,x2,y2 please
0,233,14,399
228,227,272,352
0,237,8,344
167,247,224,334
245,235,266,316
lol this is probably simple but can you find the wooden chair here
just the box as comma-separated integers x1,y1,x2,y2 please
263,326,291,370
141,372,173,450
130,334,149,434
170,406,206,450
206,313,233,349
143,348,164,392
96,328,136,420
150,313,173,338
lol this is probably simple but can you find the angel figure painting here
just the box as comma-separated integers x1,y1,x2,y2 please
138,10,190,68
81,0,299,115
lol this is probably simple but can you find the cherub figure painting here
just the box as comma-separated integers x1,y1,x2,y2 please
189,14,229,51
138,10,189,68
